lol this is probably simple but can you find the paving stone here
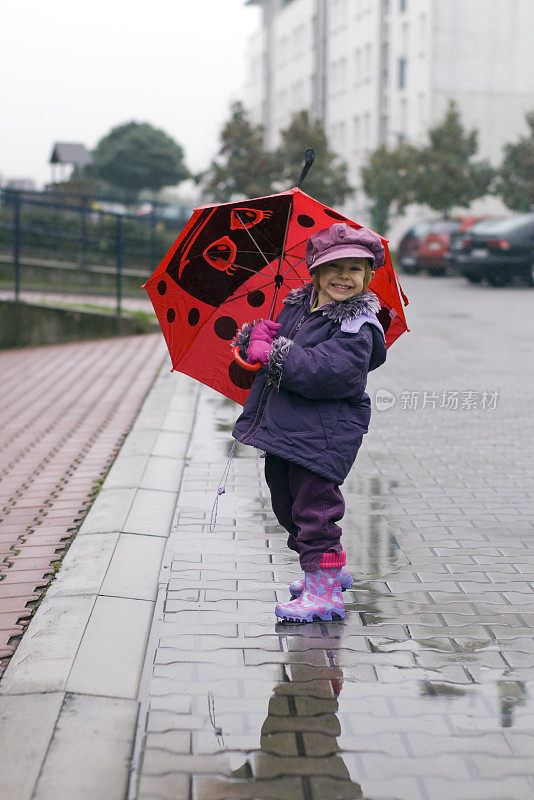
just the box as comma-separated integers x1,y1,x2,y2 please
78,487,136,535
140,456,186,492
0,692,64,800
142,749,230,775
421,776,534,800
0,594,96,694
45,532,119,598
192,774,305,800
104,455,149,489
504,733,534,756
356,775,425,800
66,595,154,698
261,713,341,737
100,532,165,601
145,729,191,754
149,694,192,714
306,774,365,800
124,488,178,537
32,694,138,800
471,753,534,778
137,772,191,800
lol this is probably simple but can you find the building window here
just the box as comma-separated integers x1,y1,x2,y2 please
365,43,373,80
398,56,407,89
400,98,408,140
353,116,361,149
340,56,347,90
364,112,371,145
355,48,362,83
400,0,407,11
402,22,409,52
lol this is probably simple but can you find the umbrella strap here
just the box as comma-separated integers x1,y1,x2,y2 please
209,440,236,532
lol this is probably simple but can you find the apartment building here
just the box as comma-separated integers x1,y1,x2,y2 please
244,0,534,227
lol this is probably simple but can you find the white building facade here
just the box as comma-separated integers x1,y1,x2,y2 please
244,0,534,233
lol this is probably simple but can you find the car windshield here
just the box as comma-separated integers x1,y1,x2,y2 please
429,220,462,234
467,218,508,234
411,221,431,237
480,214,534,235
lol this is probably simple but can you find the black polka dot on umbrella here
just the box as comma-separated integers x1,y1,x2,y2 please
229,360,256,390
214,316,238,340
167,308,176,323
247,290,265,308
377,307,391,333
157,280,167,295
323,209,347,221
188,308,200,326
297,214,315,228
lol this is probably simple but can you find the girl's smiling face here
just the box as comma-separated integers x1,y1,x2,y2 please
316,257,374,306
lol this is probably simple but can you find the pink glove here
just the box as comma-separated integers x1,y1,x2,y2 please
247,320,281,365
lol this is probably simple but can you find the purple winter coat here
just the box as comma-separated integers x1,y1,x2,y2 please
232,283,387,484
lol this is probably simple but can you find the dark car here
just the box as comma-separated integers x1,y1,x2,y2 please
397,221,432,274
445,217,506,275
456,214,534,286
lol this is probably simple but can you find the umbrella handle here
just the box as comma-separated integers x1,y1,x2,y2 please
233,346,262,372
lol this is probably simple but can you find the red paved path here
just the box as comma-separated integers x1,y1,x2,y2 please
0,334,166,675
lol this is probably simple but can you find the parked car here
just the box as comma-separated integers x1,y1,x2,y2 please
446,217,507,277
418,217,487,276
455,213,534,286
397,221,432,274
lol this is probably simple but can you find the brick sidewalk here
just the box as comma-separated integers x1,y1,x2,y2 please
131,278,534,800
0,335,166,674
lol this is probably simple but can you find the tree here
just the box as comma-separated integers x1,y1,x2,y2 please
495,111,534,211
198,102,280,201
411,101,494,216
277,111,352,207
361,144,417,234
91,121,189,197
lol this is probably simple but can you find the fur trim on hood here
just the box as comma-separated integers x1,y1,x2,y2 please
283,283,380,323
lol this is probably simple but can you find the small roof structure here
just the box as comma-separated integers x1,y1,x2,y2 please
50,142,91,167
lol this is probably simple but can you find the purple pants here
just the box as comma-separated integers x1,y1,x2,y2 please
264,454,345,571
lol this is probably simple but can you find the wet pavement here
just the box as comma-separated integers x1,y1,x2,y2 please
132,277,534,800
0,334,166,674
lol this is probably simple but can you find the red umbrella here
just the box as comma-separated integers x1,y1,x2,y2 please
144,187,409,405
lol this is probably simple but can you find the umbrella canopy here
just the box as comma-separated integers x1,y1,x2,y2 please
145,187,409,404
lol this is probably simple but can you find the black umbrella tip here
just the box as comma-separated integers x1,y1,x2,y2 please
297,148,315,188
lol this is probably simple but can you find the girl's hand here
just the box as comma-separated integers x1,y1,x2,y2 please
250,320,281,343
247,320,281,365
247,339,272,365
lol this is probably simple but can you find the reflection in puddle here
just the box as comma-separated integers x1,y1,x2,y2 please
228,623,363,799
498,680,527,728
343,476,403,583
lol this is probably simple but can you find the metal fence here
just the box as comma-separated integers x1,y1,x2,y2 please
0,188,190,313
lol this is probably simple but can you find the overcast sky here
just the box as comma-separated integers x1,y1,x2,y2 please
1,0,261,189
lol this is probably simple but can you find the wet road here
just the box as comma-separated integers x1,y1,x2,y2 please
132,276,534,800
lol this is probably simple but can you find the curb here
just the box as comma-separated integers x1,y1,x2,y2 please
0,362,199,800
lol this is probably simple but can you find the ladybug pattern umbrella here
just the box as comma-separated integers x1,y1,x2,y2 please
144,187,409,405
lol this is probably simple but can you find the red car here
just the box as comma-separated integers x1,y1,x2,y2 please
397,220,432,274
418,217,486,276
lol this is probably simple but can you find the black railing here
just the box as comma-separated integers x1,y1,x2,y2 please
0,188,191,313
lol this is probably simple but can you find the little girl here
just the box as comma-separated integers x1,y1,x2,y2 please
232,222,387,623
